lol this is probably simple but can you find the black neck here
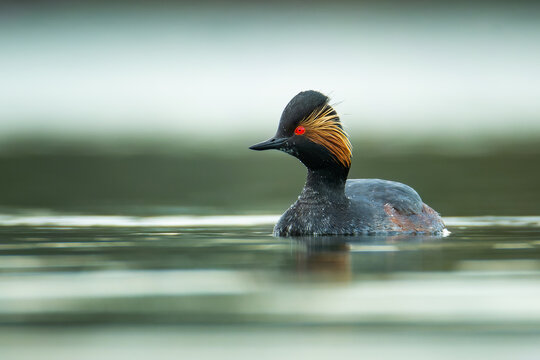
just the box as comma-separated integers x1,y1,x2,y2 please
300,166,349,202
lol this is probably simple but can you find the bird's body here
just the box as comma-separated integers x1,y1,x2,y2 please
275,178,444,236
250,90,445,236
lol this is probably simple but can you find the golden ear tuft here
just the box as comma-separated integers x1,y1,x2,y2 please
299,105,352,167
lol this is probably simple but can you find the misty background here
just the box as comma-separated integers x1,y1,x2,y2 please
1,1,539,215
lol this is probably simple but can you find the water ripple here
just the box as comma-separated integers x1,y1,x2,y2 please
1,214,539,228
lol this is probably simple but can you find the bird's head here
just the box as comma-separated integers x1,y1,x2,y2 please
250,90,352,170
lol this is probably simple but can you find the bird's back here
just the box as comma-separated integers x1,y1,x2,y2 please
345,179,445,233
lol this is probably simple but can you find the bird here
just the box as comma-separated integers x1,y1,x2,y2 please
249,90,446,236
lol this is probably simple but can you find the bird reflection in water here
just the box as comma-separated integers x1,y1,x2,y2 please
290,234,445,281
292,236,351,281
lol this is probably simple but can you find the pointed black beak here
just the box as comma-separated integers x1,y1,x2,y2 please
249,137,288,151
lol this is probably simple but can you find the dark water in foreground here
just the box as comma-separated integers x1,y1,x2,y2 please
0,214,539,359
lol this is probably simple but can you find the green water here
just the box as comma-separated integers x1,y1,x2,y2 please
1,151,540,358
1,217,540,359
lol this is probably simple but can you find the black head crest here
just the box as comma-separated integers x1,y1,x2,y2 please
250,90,351,169
276,90,330,136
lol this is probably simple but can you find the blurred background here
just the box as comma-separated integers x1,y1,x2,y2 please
1,0,539,216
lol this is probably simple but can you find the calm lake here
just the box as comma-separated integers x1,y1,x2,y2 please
1,150,539,359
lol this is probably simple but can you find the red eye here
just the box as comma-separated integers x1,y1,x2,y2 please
294,126,305,135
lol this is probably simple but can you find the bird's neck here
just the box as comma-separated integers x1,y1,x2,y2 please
300,166,349,203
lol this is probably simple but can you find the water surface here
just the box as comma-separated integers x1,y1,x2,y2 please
1,214,539,322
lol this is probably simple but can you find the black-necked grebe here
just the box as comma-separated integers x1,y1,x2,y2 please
250,90,445,236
